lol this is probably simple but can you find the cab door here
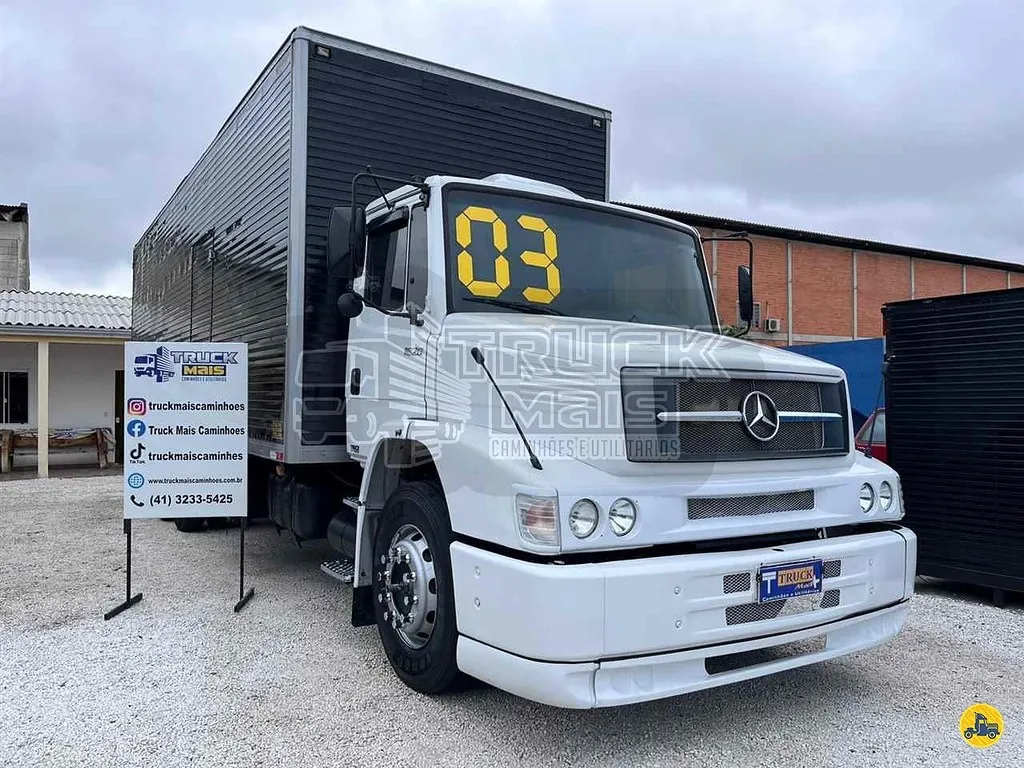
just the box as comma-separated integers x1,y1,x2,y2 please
344,201,432,460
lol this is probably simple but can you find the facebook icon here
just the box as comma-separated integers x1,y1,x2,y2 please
126,419,147,438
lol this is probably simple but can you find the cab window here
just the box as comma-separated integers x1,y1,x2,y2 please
364,216,409,311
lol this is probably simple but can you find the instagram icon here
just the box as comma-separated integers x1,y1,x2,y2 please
127,398,147,417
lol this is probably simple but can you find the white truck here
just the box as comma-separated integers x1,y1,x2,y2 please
133,27,916,708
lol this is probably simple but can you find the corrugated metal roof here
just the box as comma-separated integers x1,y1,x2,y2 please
619,202,1024,274
0,290,131,332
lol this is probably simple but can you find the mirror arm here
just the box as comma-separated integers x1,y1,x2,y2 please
344,289,423,326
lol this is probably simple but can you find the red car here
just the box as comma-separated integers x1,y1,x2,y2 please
855,407,887,463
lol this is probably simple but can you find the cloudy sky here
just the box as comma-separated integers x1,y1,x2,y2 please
2,0,1022,296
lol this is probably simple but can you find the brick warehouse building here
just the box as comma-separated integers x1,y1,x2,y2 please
625,204,1024,346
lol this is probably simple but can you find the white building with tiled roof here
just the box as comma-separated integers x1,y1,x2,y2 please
0,290,132,477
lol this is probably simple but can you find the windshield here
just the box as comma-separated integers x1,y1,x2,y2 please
858,410,886,443
442,187,715,329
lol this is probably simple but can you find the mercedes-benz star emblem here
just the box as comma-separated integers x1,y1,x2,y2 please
741,390,780,442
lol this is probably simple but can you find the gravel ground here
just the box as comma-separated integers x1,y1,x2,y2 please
1,473,1021,768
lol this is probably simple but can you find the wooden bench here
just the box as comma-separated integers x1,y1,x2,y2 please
0,427,111,473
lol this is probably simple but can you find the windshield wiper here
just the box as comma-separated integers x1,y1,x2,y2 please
462,297,565,316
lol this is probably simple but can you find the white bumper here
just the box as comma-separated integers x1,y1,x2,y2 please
451,526,916,708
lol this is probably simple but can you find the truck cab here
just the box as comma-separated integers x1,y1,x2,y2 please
323,171,917,708
133,354,156,377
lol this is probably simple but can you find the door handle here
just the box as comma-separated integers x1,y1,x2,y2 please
351,368,361,395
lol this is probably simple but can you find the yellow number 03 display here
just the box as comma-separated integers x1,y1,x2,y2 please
455,205,561,304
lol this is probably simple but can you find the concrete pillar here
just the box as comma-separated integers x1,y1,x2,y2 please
851,250,858,340
786,242,794,345
37,340,49,478
710,230,718,300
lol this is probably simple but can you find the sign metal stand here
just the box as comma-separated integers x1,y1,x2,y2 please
104,519,143,620
234,517,255,612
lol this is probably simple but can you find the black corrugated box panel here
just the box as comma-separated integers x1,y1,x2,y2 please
883,286,1024,593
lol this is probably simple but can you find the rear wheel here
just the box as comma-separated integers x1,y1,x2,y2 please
174,518,205,533
372,481,460,695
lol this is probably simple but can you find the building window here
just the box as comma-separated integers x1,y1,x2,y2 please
1,371,29,424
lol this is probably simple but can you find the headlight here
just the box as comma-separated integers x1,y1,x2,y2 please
569,499,600,539
859,483,875,513
879,481,893,511
516,494,559,546
608,497,637,536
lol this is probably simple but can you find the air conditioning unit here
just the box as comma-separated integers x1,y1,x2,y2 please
765,317,782,333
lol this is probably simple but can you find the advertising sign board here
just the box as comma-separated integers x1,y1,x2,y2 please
122,342,248,519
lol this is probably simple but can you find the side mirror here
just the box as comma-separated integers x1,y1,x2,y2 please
326,205,366,278
737,264,753,323
337,292,364,319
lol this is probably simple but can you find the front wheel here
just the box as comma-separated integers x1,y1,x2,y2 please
372,481,460,695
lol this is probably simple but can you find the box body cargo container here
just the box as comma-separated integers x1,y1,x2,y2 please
131,26,611,465
883,287,1024,600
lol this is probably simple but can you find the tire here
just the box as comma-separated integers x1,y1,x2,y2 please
174,518,205,533
372,480,460,695
964,730,974,739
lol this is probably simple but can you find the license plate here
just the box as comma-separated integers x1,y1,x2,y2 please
758,558,823,603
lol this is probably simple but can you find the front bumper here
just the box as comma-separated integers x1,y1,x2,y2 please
451,525,916,707
457,601,909,708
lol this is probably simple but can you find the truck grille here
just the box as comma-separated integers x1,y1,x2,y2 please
688,490,814,520
675,378,824,454
621,369,849,463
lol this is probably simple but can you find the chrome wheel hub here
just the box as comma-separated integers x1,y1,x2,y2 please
377,523,437,649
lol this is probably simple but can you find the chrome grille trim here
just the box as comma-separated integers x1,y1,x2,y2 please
689,490,815,520
657,410,842,423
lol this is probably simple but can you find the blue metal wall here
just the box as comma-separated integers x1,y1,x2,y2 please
784,338,885,430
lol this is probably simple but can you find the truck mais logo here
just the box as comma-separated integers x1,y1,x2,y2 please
132,346,239,383
172,350,239,382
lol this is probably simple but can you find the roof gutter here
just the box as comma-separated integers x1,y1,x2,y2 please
0,325,132,340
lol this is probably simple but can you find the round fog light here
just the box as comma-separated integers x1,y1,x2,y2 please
609,498,637,536
879,481,893,511
569,499,599,538
859,483,875,513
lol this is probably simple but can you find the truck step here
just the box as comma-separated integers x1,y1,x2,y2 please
343,496,361,510
320,558,356,585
